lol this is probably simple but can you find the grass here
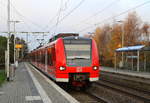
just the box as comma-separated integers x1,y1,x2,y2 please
0,69,6,86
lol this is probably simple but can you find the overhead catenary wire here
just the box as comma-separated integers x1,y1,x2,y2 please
59,0,85,23
71,0,120,28
43,0,72,35
43,0,71,32
53,0,64,35
9,1,49,47
78,0,150,33
48,0,85,33
10,2,46,31
9,2,34,33
43,12,60,31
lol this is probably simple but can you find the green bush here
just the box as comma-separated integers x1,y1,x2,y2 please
0,69,6,86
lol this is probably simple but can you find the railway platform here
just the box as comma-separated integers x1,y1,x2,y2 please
0,62,79,103
101,66,150,79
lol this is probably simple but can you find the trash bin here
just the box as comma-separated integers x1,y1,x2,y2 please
9,64,15,81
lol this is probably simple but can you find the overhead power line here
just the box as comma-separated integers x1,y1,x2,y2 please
53,0,64,35
79,0,150,32
48,0,85,32
43,0,71,32
10,2,45,31
43,0,65,31
43,12,60,31
59,0,85,23
71,0,120,28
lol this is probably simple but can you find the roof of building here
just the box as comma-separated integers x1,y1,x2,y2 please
116,45,145,52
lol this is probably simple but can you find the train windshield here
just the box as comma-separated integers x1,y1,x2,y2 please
64,39,91,67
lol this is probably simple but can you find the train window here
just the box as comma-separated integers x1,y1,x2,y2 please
41,52,45,64
47,51,53,66
64,40,92,67
38,52,41,63
65,44,91,59
64,39,91,44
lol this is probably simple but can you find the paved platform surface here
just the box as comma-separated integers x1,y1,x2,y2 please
0,62,79,103
0,62,42,103
101,66,150,79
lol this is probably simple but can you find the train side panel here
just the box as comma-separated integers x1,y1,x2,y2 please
90,39,100,81
55,38,68,82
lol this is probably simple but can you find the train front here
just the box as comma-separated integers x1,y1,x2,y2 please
55,36,100,87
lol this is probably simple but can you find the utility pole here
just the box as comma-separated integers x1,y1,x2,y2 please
121,22,124,67
117,20,124,68
9,20,21,65
6,0,10,81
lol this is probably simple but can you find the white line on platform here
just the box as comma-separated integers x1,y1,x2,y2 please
27,63,79,103
25,96,41,101
25,63,52,103
0,91,4,95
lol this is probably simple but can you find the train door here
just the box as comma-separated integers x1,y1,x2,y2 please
45,49,48,72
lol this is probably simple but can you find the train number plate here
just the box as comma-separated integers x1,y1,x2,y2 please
76,67,82,72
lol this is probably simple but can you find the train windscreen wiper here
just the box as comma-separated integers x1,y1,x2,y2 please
67,56,90,60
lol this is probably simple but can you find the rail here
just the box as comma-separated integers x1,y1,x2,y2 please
85,90,108,103
95,80,150,102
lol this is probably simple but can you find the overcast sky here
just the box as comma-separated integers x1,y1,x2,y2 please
0,0,150,50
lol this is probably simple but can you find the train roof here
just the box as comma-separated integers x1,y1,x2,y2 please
49,33,79,42
63,36,91,40
31,34,92,53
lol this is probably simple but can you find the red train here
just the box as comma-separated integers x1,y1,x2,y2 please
29,33,100,87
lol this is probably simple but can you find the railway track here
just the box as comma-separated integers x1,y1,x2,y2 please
68,89,108,103
93,80,150,103
85,90,109,103
100,71,150,92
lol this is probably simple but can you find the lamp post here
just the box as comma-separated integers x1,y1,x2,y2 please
117,20,124,68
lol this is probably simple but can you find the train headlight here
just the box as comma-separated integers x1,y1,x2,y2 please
60,66,66,71
93,66,98,70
